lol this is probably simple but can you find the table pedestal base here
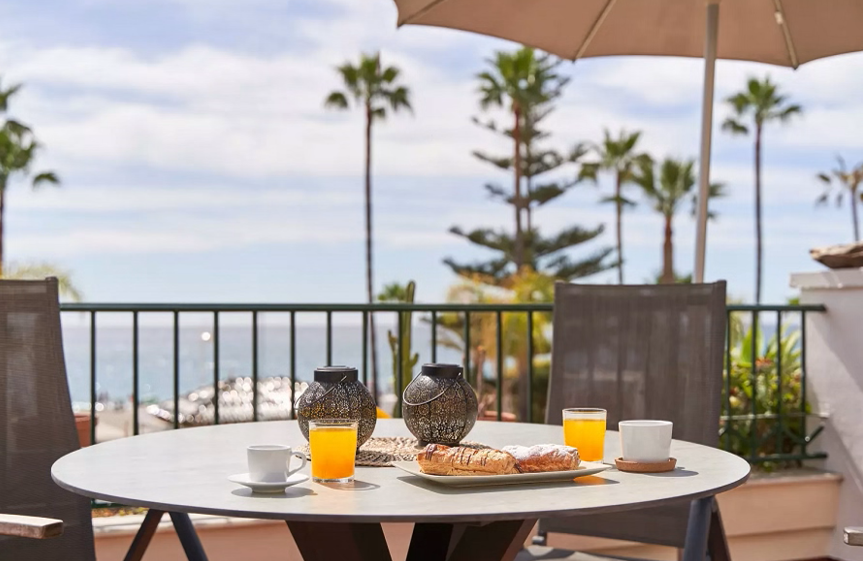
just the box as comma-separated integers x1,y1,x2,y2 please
286,519,536,561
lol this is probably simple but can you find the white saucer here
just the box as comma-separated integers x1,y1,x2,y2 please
228,472,309,493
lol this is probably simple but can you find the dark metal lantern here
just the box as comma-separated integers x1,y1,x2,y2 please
296,366,377,447
402,363,478,446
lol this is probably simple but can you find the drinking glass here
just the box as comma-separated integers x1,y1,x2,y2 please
562,408,607,462
308,419,358,483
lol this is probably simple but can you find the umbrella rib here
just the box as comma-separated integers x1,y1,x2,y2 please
398,0,453,26
772,0,800,69
572,0,618,61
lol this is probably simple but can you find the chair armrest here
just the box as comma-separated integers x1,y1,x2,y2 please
0,514,64,539
845,527,863,546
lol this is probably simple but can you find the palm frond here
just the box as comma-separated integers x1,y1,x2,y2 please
324,91,349,110
32,171,59,188
1,262,83,301
721,118,748,135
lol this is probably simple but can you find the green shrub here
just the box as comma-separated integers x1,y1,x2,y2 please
722,321,810,466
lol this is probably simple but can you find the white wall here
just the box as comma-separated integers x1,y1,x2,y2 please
791,268,863,561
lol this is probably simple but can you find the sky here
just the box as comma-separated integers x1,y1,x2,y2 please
1,0,862,305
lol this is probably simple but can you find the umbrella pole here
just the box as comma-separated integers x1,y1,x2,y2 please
694,1,719,283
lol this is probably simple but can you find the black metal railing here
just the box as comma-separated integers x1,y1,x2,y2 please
60,302,827,464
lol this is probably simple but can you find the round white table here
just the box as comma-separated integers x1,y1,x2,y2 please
52,420,750,561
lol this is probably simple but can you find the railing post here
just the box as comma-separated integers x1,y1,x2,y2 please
173,311,180,430
526,311,534,424
213,312,220,426
132,311,139,436
90,311,97,445
775,311,783,456
290,311,297,419
724,309,732,452
496,311,503,422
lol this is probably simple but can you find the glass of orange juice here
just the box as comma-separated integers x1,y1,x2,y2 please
309,419,358,483
563,408,607,462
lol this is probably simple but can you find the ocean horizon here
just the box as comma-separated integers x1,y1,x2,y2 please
61,322,464,407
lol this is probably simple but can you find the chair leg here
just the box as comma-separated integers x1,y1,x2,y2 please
707,501,731,561
682,496,713,561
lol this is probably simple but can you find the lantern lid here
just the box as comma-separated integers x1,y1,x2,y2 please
421,363,463,379
314,366,358,383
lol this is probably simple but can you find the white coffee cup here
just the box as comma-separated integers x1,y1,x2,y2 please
247,445,307,483
619,420,673,463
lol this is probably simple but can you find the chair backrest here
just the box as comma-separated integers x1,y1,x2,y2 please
540,281,727,547
0,279,95,560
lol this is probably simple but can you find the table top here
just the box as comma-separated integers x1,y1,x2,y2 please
52,420,750,524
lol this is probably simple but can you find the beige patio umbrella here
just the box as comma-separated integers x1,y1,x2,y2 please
393,0,863,282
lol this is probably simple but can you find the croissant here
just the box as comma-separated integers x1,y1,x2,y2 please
417,444,520,476
502,444,580,473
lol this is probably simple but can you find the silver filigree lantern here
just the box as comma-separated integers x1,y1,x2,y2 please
296,366,377,447
402,363,478,446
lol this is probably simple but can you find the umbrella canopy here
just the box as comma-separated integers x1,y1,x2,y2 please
395,0,863,68
393,0,863,281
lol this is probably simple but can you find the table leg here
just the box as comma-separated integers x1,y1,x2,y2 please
682,496,713,561
169,512,210,561
408,519,536,561
286,521,393,561
123,509,164,561
707,500,731,561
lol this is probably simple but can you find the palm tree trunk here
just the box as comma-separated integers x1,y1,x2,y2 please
0,179,5,278
661,214,674,284
615,173,624,284
364,103,379,389
754,124,763,304
513,106,524,270
852,186,860,242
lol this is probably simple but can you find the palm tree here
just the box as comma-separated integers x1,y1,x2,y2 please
0,78,60,276
816,156,863,242
476,47,556,269
633,157,725,284
324,53,411,386
1,262,82,301
580,129,648,283
722,76,801,303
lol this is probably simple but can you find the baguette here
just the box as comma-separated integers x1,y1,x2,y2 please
417,444,520,476
502,444,580,473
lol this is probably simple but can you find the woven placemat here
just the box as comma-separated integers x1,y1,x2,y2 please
297,436,489,467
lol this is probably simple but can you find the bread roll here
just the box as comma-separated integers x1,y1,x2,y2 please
502,444,580,473
417,444,520,476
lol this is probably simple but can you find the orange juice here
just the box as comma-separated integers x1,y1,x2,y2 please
563,417,606,462
309,424,358,481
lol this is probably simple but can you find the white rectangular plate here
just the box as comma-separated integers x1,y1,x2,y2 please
391,460,610,487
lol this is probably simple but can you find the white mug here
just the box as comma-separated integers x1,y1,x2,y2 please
619,420,673,463
247,445,307,483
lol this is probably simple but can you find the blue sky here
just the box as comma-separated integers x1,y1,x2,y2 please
1,0,862,304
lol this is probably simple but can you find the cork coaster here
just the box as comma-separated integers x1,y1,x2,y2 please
297,436,488,467
614,457,677,473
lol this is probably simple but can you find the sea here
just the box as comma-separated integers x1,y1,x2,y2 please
61,320,463,408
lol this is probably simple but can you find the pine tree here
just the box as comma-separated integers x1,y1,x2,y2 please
445,48,613,284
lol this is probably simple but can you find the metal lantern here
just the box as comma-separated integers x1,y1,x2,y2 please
296,366,377,447
402,363,478,446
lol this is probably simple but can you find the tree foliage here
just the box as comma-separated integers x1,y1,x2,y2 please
579,129,649,283
446,48,613,284
0,76,61,276
816,155,863,242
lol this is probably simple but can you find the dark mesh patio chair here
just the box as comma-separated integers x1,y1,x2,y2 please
0,279,96,560
520,281,729,561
